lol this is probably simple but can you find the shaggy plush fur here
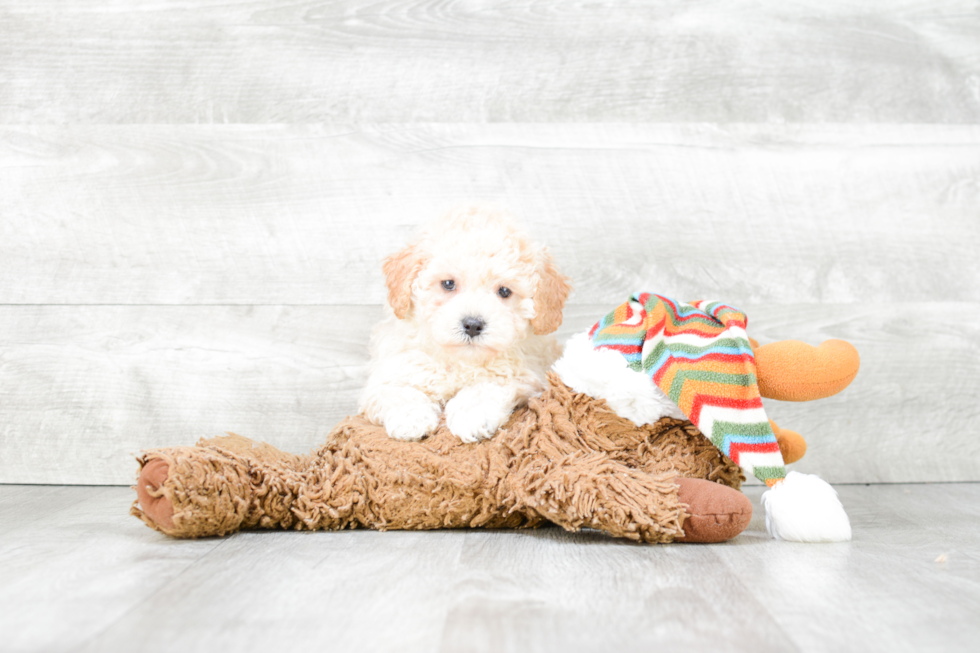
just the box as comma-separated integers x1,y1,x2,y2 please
133,375,744,543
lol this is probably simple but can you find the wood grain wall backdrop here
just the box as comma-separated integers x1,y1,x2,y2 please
1,1,978,484
2,304,977,485
1,1,979,123
3,124,979,305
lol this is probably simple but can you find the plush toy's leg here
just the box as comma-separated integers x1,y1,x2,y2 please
132,434,355,538
135,458,175,530
509,376,751,543
631,418,746,489
513,454,751,544
541,374,745,489
673,477,754,543
132,445,254,538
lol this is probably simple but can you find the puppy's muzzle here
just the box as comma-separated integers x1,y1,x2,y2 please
461,317,486,339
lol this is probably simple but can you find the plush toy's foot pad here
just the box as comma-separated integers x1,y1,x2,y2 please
674,477,752,543
136,458,175,530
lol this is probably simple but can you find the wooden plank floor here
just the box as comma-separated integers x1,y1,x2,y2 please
1,483,978,653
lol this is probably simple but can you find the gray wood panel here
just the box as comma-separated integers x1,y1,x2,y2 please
2,1,977,491
438,528,791,652
3,124,978,305
1,0,978,123
0,487,226,653
1,484,978,653
1,303,976,485
0,305,375,485
718,484,980,653
743,302,980,485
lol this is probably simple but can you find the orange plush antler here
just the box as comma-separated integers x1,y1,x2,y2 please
753,339,860,402
750,338,861,463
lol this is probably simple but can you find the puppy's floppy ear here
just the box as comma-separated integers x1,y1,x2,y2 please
531,248,572,335
382,243,426,319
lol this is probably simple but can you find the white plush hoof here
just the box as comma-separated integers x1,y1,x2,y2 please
762,471,852,542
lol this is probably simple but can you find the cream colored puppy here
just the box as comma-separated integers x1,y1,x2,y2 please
359,206,571,443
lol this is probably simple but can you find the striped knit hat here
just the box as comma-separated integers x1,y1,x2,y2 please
588,292,786,486
554,292,851,542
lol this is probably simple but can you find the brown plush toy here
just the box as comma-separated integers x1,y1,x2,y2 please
132,337,858,544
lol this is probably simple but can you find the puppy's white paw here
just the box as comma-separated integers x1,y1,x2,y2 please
445,384,515,444
383,401,442,441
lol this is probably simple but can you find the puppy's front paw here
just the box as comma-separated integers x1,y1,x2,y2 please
445,384,515,444
383,401,442,441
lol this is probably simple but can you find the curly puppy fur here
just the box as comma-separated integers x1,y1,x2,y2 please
132,375,744,542
359,205,572,443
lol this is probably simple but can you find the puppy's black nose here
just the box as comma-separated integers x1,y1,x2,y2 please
461,317,486,338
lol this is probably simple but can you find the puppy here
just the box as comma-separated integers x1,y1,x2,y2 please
359,205,572,443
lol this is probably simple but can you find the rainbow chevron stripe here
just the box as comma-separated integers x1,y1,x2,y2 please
589,293,786,486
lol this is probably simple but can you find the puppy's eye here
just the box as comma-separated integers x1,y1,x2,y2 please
497,287,512,299
441,280,456,291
